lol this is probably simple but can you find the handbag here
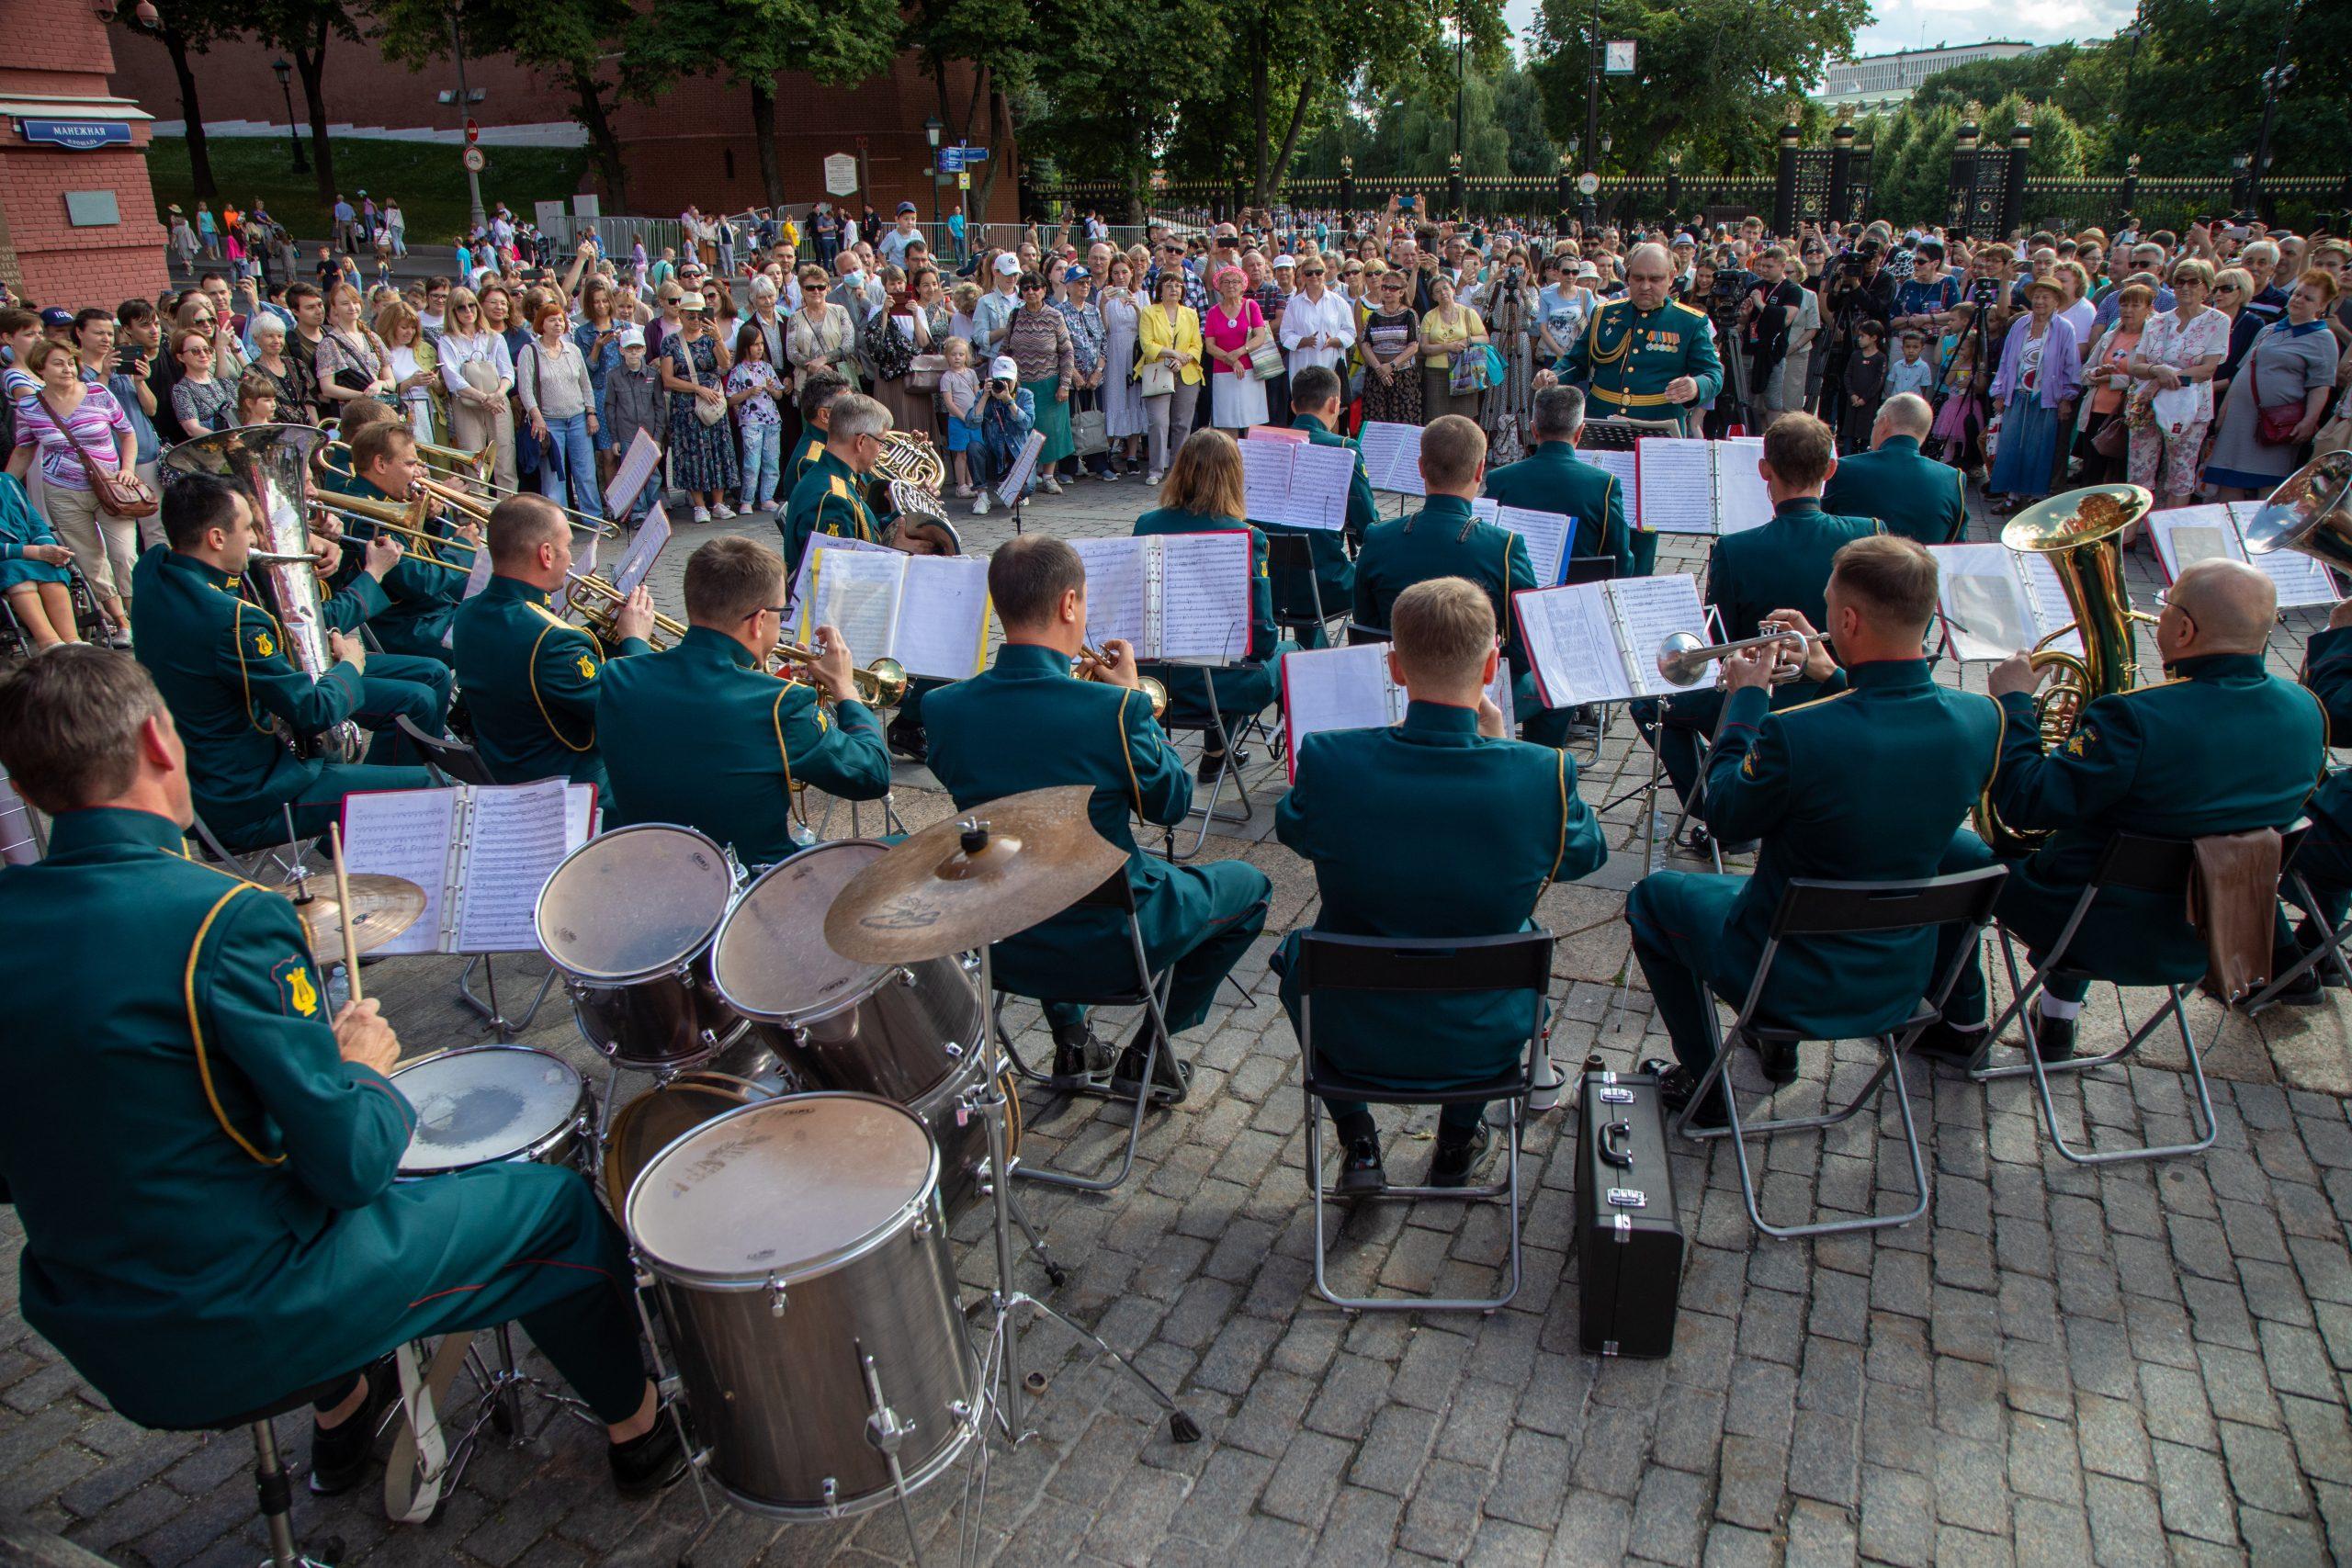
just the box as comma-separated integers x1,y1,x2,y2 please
2091,412,2129,458
40,389,154,520
1070,405,1108,457
1247,339,1286,381
1481,343,1507,388
906,352,946,393
325,328,378,394
869,313,914,382
1138,358,1177,398
680,340,727,427
1449,349,1485,397
2257,400,2304,447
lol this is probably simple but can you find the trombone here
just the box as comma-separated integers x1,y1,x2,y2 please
412,449,620,537
1078,643,1169,721
308,491,475,575
565,570,684,649
772,640,909,709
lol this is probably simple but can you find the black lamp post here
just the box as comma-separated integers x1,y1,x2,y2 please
923,115,944,237
270,58,306,174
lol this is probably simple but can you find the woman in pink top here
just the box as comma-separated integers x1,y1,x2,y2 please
2071,281,2151,484
1201,265,1271,433
7,338,134,637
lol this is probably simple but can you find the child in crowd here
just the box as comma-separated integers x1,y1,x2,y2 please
601,327,666,527
939,336,980,497
727,325,786,513
970,354,1035,518
233,375,277,429
1885,328,1936,403
1926,336,1981,470
1839,320,1886,453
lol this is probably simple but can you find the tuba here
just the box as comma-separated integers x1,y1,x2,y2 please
2242,449,2352,572
164,423,365,763
1973,483,2154,858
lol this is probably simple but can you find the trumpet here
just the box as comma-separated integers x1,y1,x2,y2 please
771,640,909,709
309,491,475,574
1655,626,1827,688
565,570,684,649
1078,643,1170,721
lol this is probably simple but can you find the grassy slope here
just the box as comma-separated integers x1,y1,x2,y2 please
145,136,590,244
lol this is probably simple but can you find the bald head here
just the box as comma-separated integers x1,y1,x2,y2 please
1624,243,1675,310
1876,393,1933,443
2167,558,2275,656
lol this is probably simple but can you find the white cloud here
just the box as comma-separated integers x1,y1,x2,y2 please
1502,0,2143,69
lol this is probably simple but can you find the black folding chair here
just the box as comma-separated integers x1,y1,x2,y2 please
2242,820,2352,1012
998,871,1179,1195
1678,866,2008,1241
1148,663,1268,863
1263,531,1341,649
397,716,492,785
1295,931,1554,1314
1963,829,2284,1166
188,808,315,886
1562,553,1618,587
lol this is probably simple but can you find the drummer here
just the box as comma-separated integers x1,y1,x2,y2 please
597,536,892,864
0,646,686,1499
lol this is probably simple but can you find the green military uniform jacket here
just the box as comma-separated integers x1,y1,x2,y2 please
1481,440,1633,581
1273,702,1606,1088
1132,505,1281,725
450,574,650,794
318,470,475,662
781,445,884,577
1820,434,1969,545
2301,626,2352,842
130,546,368,837
596,626,893,868
0,808,416,1427
788,429,825,487
1689,660,2002,1037
1984,652,2326,985
1354,494,1548,724
924,642,1204,1001
1261,413,1372,627
1556,297,1723,423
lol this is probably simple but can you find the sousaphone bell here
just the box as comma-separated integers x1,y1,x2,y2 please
2243,449,2352,574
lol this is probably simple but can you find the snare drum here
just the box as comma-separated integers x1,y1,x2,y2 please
390,1046,591,1177
710,840,984,1103
627,1094,978,1518
537,824,747,1070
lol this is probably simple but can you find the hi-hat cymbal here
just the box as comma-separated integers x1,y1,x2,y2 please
273,873,428,958
824,784,1126,964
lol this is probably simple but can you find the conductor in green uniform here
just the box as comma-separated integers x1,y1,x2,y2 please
130,476,436,850
1627,536,2004,1123
0,647,684,1497
1268,365,1375,646
1354,414,1575,749
924,536,1272,1105
1820,393,1969,545
598,536,892,868
1546,242,1723,577
323,423,478,665
1481,384,1634,581
1924,558,2328,1062
451,493,654,796
1276,577,1606,1191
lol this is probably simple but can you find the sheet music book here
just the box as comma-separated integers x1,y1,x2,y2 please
1278,642,1515,780
1246,423,1308,444
1634,437,1774,536
1929,544,2086,661
340,778,594,956
1512,572,1713,706
611,505,670,596
996,429,1046,506
1239,435,1355,533
604,428,662,520
1357,421,1426,495
795,547,993,680
2149,502,2337,609
786,533,894,617
1068,532,1252,662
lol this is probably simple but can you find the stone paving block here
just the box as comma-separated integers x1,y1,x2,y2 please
1347,1403,1439,1499
1546,1489,1632,1568
1626,1462,1709,1568
1396,1458,1489,1562
2220,1418,2311,1518
1259,1430,1351,1527
2151,1438,2240,1545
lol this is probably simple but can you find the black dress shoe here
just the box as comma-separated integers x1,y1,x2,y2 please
1429,1122,1493,1189
308,1356,400,1495
2031,1009,2077,1063
1048,1019,1115,1086
1911,1018,1989,1066
1756,1037,1799,1087
1110,1040,1191,1106
608,1407,689,1497
1196,746,1253,782
1334,1135,1386,1197
886,717,928,763
1639,1057,1727,1132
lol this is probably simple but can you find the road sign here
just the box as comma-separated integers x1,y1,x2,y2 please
823,152,858,197
941,146,989,172
1577,172,1600,195
461,146,486,174
957,171,971,191
1604,40,1636,73
464,117,480,145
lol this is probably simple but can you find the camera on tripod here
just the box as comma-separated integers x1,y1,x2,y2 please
1968,276,2002,308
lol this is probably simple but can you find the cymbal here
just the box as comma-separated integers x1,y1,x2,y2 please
273,873,428,958
824,784,1126,964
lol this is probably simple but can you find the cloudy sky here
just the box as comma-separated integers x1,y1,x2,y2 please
1501,0,2142,64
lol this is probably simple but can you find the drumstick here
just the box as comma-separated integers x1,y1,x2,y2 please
330,822,364,1005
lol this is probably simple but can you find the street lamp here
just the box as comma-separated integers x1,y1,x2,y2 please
923,115,944,235
270,58,305,174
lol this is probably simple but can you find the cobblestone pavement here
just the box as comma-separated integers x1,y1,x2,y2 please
7,472,2352,1568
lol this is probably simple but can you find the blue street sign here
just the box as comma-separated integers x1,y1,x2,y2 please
942,146,989,172
17,119,131,151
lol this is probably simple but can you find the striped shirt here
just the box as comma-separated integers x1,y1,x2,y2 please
12,385,130,491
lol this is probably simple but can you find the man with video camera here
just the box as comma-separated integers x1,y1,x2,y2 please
1737,245,1808,432
1816,237,1896,434
1694,248,1747,437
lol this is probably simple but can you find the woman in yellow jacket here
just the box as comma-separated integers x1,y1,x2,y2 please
1136,271,1204,483
1419,274,1489,424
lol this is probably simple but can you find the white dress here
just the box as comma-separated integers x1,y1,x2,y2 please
1101,290,1146,439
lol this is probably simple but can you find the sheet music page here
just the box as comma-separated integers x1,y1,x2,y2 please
1614,574,1714,698
461,538,494,600
1470,497,1499,525
1246,423,1308,443
1069,536,1151,648
1635,438,1720,535
1713,439,1775,534
455,778,588,953
996,429,1046,505
1514,582,1632,705
604,428,661,520
1282,443,1355,533
786,534,893,618
1494,505,1572,586
339,787,459,957
1935,543,2039,660
892,556,994,679
1155,531,1253,661
1583,446,1642,528
1357,421,1426,494
1239,437,1296,528
1282,643,1398,777
798,547,905,659
611,505,671,595
2014,551,2085,656
2229,503,2339,608
1487,662,1514,731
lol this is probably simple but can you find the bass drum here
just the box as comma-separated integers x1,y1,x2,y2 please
598,1072,772,1207
537,823,747,1070
627,1094,978,1519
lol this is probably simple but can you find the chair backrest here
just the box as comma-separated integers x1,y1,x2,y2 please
2278,818,2313,875
1765,866,2008,940
1295,931,1555,995
2091,831,2198,897
1261,533,1314,570
1563,554,1617,587
1344,621,1392,646
1071,868,1140,916
398,718,494,786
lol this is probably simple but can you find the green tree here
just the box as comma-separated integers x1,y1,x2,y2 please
903,0,1033,223
247,0,364,207
104,0,243,206
1014,0,1221,218
1871,101,1956,228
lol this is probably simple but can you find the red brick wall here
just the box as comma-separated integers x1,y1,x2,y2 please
0,1,169,307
